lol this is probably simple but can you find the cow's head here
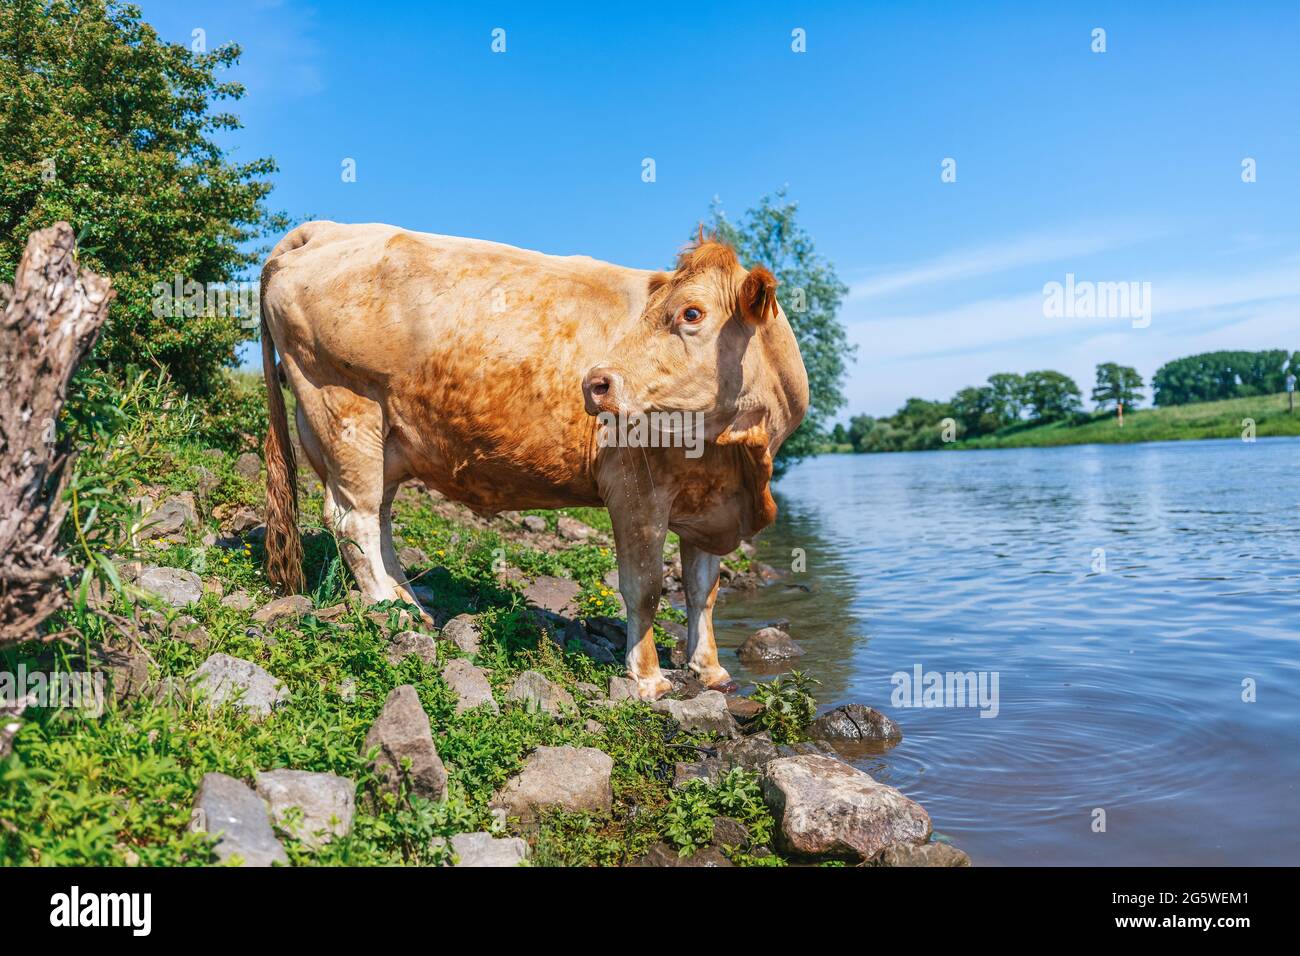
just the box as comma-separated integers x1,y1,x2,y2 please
581,237,810,470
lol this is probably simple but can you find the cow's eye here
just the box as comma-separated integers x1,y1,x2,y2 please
682,307,703,323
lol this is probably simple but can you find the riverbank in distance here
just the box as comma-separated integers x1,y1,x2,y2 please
823,392,1300,454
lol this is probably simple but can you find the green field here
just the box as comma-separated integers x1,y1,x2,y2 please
955,392,1300,450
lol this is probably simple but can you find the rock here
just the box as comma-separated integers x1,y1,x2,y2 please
650,690,738,738
762,755,931,861
660,620,689,666
585,719,604,734
314,603,347,622
136,493,196,541
711,816,752,849
556,515,594,541
522,575,581,619
490,746,613,823
190,772,286,867
438,831,530,867
254,770,356,850
575,681,605,700
878,841,972,867
810,704,903,742
387,630,438,665
441,613,482,656
506,670,576,716
585,616,627,648
736,626,804,663
142,610,209,651
441,658,498,714
602,569,619,590
725,696,765,724
194,466,220,498
661,669,707,700
717,732,781,773
93,646,150,703
521,514,547,533
632,842,734,867
398,545,429,570
234,452,262,480
672,758,721,788
190,654,289,718
363,685,447,802
222,505,262,535
608,676,638,702
777,740,842,760
136,566,203,608
252,594,313,626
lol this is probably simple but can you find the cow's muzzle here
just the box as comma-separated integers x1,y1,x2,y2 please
582,366,625,416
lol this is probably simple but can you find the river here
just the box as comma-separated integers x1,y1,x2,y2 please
716,438,1300,865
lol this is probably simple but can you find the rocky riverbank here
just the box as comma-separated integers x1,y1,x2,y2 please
0,439,968,867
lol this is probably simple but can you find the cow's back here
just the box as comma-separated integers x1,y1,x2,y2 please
261,221,652,511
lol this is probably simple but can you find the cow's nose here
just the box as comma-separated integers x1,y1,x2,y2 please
582,366,622,415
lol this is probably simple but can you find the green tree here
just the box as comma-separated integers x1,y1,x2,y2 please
0,0,286,395
950,385,998,436
1152,350,1292,406
705,188,853,475
1091,362,1145,410
847,414,874,453
830,422,848,446
1022,370,1083,422
986,372,1028,425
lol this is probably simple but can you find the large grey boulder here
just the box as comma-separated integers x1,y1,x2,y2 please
191,772,287,867
810,704,902,741
717,732,781,772
438,831,530,867
190,654,289,718
506,670,575,716
650,690,739,738
363,685,447,802
441,658,498,714
441,613,482,656
137,565,203,608
490,746,612,823
254,770,356,850
762,755,931,861
736,626,804,663
136,493,196,541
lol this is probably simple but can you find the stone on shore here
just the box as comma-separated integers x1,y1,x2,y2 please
441,613,482,656
736,626,805,663
810,703,903,741
506,670,576,716
650,690,738,738
191,772,287,867
363,685,447,802
717,732,781,773
438,831,530,867
190,653,289,718
490,746,612,824
136,565,203,608
254,770,356,850
762,755,931,861
878,841,971,867
441,658,499,714
632,842,734,867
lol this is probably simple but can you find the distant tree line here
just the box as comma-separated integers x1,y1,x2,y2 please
832,348,1297,453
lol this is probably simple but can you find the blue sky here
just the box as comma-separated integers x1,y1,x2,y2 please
141,0,1300,417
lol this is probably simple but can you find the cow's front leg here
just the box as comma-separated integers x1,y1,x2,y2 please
609,500,671,701
680,541,736,692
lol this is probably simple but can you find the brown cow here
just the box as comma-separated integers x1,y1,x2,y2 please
259,222,808,700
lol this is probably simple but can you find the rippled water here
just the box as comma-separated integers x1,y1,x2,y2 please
715,438,1300,865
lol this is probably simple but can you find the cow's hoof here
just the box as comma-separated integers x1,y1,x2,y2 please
708,678,740,695
635,676,672,701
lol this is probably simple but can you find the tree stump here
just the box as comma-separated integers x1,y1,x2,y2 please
0,223,113,648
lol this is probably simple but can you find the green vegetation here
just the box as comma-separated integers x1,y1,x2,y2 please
0,369,795,867
0,0,287,396
1152,349,1298,406
748,671,820,744
954,391,1300,450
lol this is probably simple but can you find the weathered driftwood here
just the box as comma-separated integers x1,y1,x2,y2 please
0,223,113,648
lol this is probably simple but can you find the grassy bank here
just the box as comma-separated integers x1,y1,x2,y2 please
0,371,802,867
955,392,1300,450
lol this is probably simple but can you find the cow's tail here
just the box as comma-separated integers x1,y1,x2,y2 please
261,296,305,594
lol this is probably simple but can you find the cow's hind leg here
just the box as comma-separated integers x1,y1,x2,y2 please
681,541,736,692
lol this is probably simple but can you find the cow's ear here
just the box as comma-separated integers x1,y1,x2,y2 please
647,271,671,297
740,266,778,324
